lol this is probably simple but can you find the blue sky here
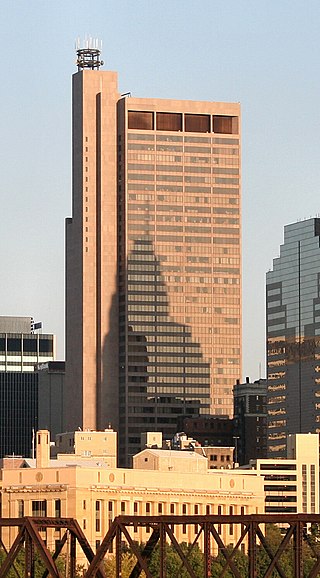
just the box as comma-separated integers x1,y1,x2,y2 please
1,0,320,378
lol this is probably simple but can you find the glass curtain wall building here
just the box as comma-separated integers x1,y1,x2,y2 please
266,219,320,457
66,65,241,464
0,316,55,457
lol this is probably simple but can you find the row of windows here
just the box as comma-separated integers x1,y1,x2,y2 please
125,286,240,299
128,254,239,266
128,133,239,144
127,304,239,315
127,295,239,307
127,272,239,282
127,213,239,224
125,324,239,338
128,173,239,185
126,235,240,246
128,215,239,227
127,198,239,210
128,111,239,134
128,312,239,326
127,263,239,275
128,196,239,209
141,144,239,153
127,245,239,258
128,163,239,174
128,153,240,166
129,354,208,364
141,365,210,374
126,284,230,296
0,337,53,354
18,499,61,518
145,377,210,385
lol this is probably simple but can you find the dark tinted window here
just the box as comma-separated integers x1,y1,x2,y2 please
185,114,210,133
39,339,53,354
23,339,37,353
128,111,154,130
7,338,21,352
213,115,238,134
156,112,182,131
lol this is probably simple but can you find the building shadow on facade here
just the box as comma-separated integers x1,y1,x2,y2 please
103,238,211,466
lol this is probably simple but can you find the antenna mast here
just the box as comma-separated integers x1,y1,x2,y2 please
75,36,104,70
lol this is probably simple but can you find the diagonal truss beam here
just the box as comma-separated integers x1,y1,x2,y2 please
0,525,25,578
209,523,243,578
0,534,23,578
119,522,155,578
129,526,160,578
41,530,68,578
25,518,62,578
85,519,118,578
165,522,199,578
68,519,106,578
256,523,292,578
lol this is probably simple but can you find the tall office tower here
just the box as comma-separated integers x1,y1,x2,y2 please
266,219,320,457
0,316,55,457
233,377,267,465
65,48,241,464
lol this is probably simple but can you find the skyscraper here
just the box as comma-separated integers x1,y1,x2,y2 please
266,219,320,457
65,48,241,463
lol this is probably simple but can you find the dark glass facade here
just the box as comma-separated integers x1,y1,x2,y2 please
0,321,54,458
266,219,320,457
233,378,267,465
0,372,38,457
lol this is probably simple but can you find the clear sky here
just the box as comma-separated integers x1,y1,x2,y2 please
1,0,320,379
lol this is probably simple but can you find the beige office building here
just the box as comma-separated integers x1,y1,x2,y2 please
65,52,241,464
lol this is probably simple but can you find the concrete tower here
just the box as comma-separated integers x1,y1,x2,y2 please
65,48,241,464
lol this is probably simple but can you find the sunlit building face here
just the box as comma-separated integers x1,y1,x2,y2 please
66,69,241,465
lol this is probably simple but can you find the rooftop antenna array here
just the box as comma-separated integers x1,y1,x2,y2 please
75,36,104,71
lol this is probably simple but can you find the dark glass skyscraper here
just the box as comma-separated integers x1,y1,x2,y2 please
266,219,320,457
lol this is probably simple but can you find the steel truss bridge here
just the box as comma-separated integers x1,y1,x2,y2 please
0,514,320,577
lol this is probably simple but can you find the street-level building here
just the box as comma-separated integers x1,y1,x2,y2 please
0,430,264,562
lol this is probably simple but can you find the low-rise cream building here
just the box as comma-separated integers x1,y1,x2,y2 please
53,428,117,467
0,430,265,560
244,433,320,515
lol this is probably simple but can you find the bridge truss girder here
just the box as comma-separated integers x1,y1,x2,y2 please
0,514,320,577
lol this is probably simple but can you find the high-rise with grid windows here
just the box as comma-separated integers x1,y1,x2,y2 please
65,57,241,464
266,219,320,458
